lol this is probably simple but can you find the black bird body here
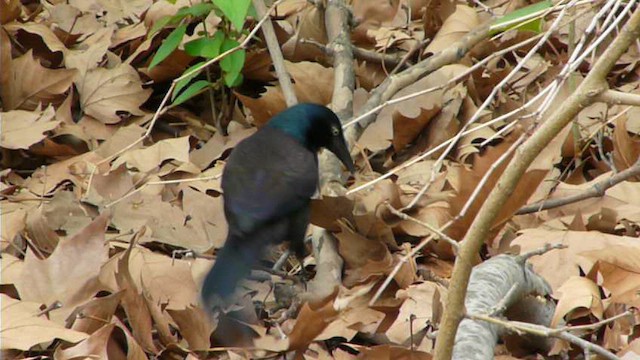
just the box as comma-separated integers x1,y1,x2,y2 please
202,103,354,306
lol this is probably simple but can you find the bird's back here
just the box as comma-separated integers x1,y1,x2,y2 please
221,126,318,236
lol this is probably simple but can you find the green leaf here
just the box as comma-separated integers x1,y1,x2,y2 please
175,2,216,18
184,31,225,58
491,0,552,35
149,24,187,70
247,3,257,19
219,38,245,75
173,61,207,100
213,0,251,31
224,71,243,87
173,80,212,105
150,3,215,38
149,16,173,38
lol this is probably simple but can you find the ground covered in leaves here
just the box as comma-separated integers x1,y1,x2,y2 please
2,0,640,359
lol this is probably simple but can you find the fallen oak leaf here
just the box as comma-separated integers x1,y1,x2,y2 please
1,294,88,351
0,106,60,150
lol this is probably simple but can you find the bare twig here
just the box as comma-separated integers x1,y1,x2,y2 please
104,174,221,208
301,38,407,69
252,0,297,107
517,157,640,214
517,243,567,261
434,7,640,359
467,312,629,360
385,203,459,251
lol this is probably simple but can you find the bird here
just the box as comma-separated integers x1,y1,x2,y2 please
202,103,355,308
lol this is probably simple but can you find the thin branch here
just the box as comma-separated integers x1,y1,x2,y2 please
385,203,459,251
104,174,221,208
517,157,640,214
252,0,297,107
517,243,567,261
434,7,640,359
301,38,408,69
467,313,621,360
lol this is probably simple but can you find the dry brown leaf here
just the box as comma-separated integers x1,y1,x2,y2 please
65,27,114,76
318,285,386,341
531,174,640,229
76,63,151,124
115,240,158,354
99,247,201,312
167,305,215,351
1,204,28,252
25,206,61,255
83,165,135,207
1,253,24,286
1,50,77,111
4,22,67,57
47,3,100,37
1,294,88,351
335,222,390,270
359,65,468,152
93,0,152,26
356,344,433,360
550,276,603,327
111,192,211,251
94,123,146,158
112,136,191,173
0,0,21,24
582,246,640,307
613,116,640,174
53,323,114,360
352,0,401,45
0,28,11,92
618,337,640,358
447,132,547,245
16,212,109,324
385,281,444,346
424,5,479,55
182,187,227,250
24,151,104,195
0,106,60,149
236,61,334,125
512,229,640,291
69,291,124,334
190,127,255,169
288,297,339,352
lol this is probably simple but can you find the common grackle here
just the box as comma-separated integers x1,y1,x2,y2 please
202,103,355,308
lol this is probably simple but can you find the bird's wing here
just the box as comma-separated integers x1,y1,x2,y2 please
222,128,318,234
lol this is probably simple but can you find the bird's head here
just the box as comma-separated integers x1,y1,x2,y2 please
267,103,356,173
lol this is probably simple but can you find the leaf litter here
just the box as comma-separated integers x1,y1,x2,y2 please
2,0,640,358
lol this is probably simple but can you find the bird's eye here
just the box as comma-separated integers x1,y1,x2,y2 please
331,126,340,136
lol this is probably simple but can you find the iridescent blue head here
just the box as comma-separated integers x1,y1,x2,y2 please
266,103,355,173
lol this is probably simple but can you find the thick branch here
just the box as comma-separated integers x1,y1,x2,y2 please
304,0,355,303
597,89,640,106
434,8,640,360
452,255,552,359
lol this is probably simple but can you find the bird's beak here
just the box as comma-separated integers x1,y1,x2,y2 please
330,137,356,174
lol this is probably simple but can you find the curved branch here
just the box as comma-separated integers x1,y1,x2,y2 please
434,7,640,360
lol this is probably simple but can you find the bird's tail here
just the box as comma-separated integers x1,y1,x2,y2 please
201,234,261,309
